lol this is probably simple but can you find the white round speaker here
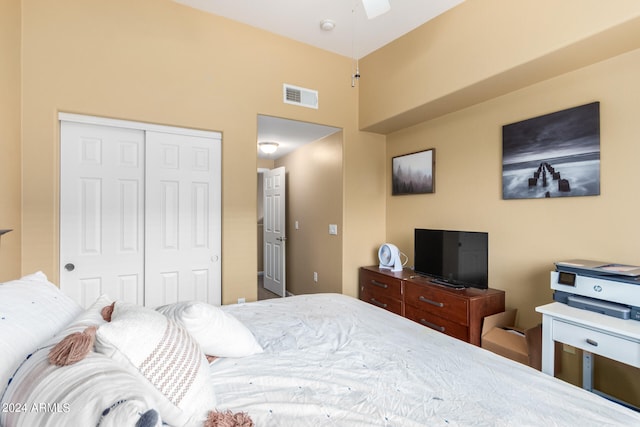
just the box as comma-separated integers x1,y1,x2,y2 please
378,243,403,272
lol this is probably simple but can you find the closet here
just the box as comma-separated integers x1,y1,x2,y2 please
59,113,221,308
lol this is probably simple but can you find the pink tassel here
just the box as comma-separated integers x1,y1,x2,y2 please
48,326,97,366
205,410,254,427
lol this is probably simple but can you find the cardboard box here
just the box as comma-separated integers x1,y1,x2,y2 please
481,309,542,370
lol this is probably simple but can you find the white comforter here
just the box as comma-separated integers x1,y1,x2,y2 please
214,293,640,426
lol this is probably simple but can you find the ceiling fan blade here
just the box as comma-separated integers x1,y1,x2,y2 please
362,0,391,20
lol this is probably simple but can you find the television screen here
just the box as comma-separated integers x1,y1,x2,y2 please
414,229,488,289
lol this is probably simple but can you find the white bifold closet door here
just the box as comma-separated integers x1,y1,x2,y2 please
59,115,221,308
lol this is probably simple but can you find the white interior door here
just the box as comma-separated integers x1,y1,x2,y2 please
144,131,221,307
60,121,145,307
263,167,286,297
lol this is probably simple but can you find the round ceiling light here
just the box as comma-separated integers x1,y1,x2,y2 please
258,141,279,154
320,19,336,31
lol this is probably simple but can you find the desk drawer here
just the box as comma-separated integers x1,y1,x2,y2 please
552,319,640,367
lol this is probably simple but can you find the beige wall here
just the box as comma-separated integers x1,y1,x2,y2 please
19,0,385,302
385,43,640,333
0,0,22,281
360,0,640,134
384,47,640,406
276,132,343,295
341,129,386,295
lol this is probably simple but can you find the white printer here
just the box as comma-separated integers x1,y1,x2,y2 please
551,259,640,321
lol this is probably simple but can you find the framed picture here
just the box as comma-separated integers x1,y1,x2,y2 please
502,102,600,199
392,149,435,195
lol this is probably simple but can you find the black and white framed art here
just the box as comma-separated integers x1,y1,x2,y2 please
502,102,600,199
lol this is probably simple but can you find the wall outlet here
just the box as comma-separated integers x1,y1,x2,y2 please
329,224,338,235
313,272,318,282
237,297,246,304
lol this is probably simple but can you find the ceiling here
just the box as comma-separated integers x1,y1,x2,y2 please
174,0,465,159
175,0,464,59
257,115,340,160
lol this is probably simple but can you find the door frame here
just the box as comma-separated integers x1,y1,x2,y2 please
59,113,218,140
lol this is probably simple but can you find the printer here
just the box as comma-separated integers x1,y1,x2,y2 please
551,259,640,321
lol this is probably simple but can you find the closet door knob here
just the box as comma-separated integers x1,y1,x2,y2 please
64,263,75,272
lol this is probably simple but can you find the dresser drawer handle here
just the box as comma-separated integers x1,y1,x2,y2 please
420,318,445,332
419,296,444,308
370,298,388,308
586,338,598,347
370,280,389,289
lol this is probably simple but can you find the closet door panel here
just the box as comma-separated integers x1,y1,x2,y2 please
145,131,221,307
60,122,145,307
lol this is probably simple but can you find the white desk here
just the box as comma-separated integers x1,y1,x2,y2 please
536,302,640,395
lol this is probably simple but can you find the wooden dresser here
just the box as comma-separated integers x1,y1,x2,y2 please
359,266,505,346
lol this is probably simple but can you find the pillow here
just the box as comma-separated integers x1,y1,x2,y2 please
156,301,263,358
0,272,82,394
0,295,162,427
95,302,215,427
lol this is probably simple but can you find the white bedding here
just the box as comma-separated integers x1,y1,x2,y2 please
214,293,640,426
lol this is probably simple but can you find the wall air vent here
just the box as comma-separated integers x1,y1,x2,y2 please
283,84,318,109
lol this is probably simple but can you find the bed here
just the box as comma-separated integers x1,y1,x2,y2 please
2,272,640,426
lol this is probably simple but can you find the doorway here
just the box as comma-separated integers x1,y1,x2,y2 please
256,115,342,300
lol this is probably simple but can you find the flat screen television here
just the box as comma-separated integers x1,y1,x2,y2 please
414,228,488,289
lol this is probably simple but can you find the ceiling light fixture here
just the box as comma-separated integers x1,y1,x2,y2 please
258,141,279,154
320,19,336,31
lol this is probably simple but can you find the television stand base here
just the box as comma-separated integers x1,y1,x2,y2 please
430,278,466,289
410,272,466,289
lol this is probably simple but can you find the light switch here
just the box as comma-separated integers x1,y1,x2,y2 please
329,224,338,235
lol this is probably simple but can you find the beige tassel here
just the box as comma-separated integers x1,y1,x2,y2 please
205,410,254,427
48,326,97,366
101,302,115,322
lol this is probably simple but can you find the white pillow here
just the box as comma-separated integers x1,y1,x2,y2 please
0,295,162,427
157,301,263,358
0,272,82,394
95,302,215,427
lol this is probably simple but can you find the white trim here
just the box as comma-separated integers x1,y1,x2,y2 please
58,112,221,140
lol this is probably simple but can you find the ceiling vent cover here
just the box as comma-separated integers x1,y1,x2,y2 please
283,84,318,109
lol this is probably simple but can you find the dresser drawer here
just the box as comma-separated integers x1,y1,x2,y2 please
360,287,402,315
404,282,469,326
359,269,403,316
552,319,640,367
360,269,403,299
405,304,469,342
